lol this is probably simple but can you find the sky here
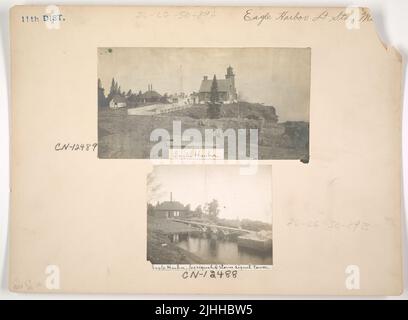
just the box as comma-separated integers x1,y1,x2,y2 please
98,47,310,122
148,166,272,223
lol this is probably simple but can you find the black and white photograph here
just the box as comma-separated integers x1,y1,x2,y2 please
3,0,407,302
98,47,310,160
147,166,273,266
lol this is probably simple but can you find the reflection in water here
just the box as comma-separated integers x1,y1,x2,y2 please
172,234,272,265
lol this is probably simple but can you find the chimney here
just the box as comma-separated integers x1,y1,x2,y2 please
203,76,208,80
170,192,173,202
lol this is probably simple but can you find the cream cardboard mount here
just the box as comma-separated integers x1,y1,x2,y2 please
9,6,403,295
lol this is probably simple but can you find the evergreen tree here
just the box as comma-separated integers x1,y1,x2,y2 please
107,78,116,103
210,75,219,103
113,81,119,95
97,78,107,108
207,75,221,119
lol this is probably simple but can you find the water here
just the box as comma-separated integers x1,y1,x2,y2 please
173,234,272,265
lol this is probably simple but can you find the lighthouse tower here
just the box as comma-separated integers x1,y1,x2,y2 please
225,66,237,102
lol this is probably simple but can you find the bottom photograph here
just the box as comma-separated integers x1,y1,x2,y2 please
147,165,273,266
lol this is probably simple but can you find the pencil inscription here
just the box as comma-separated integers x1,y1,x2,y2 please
243,8,372,26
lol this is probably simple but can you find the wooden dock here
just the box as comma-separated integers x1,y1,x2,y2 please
170,218,254,234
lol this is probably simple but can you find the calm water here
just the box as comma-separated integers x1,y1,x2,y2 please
174,234,272,265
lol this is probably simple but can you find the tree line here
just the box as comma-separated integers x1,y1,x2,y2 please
98,77,143,108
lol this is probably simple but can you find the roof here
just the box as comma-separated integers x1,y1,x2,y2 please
155,201,186,211
199,79,232,93
111,95,127,103
142,90,162,99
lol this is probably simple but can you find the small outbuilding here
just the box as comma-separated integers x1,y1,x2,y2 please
152,200,188,219
151,193,189,219
109,95,127,109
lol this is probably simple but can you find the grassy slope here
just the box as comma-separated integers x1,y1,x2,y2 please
147,217,207,265
98,102,309,160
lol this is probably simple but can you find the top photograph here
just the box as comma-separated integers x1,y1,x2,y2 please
97,47,311,160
